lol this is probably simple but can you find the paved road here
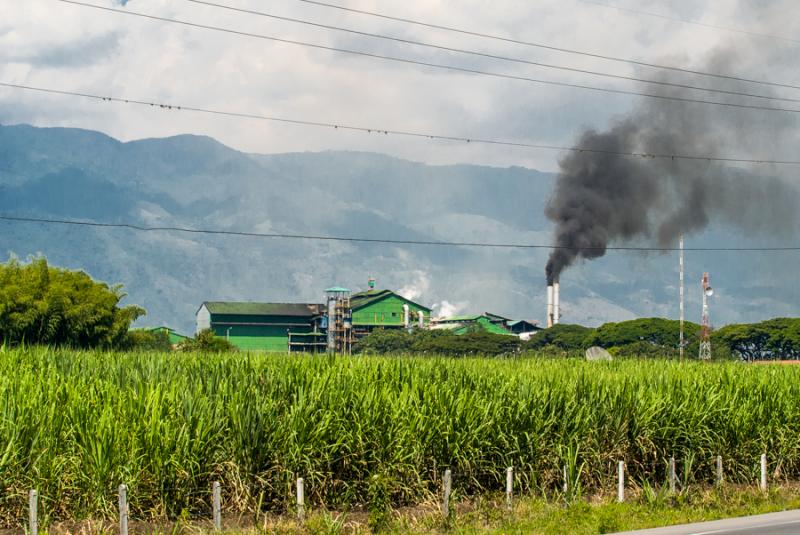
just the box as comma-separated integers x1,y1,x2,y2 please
612,509,800,534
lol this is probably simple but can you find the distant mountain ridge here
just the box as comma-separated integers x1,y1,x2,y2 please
0,123,794,333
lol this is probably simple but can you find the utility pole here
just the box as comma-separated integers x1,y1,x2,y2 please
679,235,684,361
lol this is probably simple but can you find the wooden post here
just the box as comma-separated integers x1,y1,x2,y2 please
442,469,452,518
669,456,677,493
716,456,723,487
296,478,305,521
506,467,513,511
212,481,221,531
760,454,767,491
617,461,625,503
118,484,128,535
28,490,37,535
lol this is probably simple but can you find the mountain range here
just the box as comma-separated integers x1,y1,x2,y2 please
0,123,795,335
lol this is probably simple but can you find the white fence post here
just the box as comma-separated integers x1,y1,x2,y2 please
563,465,568,494
296,478,305,521
669,456,677,493
118,484,128,535
760,454,767,491
212,481,221,530
716,456,723,487
442,469,452,518
505,467,513,511
28,490,37,535
617,461,625,503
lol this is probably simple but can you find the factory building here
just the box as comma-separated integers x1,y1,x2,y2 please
196,301,326,352
196,282,432,353
350,288,432,337
430,315,518,336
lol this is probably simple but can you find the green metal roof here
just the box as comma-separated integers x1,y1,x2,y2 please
202,302,323,317
437,315,482,322
350,289,432,312
326,286,351,293
508,320,539,327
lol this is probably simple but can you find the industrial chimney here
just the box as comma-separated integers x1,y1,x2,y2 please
546,284,554,328
553,279,560,326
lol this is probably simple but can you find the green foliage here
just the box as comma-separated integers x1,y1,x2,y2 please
122,329,173,352
0,257,144,348
525,324,593,351
354,328,520,356
178,328,236,353
714,318,800,361
353,328,416,354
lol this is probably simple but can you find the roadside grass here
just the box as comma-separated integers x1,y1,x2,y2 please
37,485,800,534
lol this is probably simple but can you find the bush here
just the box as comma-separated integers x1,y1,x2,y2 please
122,329,173,352
178,329,236,353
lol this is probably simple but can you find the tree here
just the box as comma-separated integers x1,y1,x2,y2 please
525,324,593,351
714,318,800,361
0,257,144,348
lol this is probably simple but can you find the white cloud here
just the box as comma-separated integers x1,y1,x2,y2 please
3,0,794,171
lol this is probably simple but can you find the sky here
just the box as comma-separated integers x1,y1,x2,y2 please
2,0,798,172
2,0,800,329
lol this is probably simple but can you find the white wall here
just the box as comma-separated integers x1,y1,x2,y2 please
196,304,211,334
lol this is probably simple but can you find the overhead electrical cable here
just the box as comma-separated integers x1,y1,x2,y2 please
577,0,800,45
4,81,800,166
3,215,800,252
53,0,800,114
181,0,800,105
286,0,800,91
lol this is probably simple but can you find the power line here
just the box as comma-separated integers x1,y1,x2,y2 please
286,0,800,91
4,81,800,166
578,0,800,45
3,215,799,252
181,0,800,105
54,0,800,115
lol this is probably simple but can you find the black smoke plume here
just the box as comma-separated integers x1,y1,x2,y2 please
545,49,799,285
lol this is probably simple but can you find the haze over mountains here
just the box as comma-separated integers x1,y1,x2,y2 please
0,123,796,334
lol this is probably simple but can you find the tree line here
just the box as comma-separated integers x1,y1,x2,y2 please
356,317,800,361
2,258,798,360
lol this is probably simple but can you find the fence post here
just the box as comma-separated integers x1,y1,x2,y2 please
760,454,767,491
212,481,221,531
442,469,452,518
28,490,37,535
296,478,305,521
563,465,568,494
716,456,723,487
617,461,625,503
669,456,677,493
506,467,513,511
118,484,128,535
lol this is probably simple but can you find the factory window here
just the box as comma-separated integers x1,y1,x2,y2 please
391,312,397,317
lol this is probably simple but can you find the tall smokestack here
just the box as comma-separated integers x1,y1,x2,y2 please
553,280,560,325
546,284,554,328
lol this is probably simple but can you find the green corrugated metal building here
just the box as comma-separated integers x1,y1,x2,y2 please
148,326,189,346
196,301,325,352
432,315,517,336
350,289,432,337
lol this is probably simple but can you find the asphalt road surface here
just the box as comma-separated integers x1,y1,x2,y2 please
612,509,800,534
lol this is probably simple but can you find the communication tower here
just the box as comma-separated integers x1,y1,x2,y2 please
699,272,713,361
